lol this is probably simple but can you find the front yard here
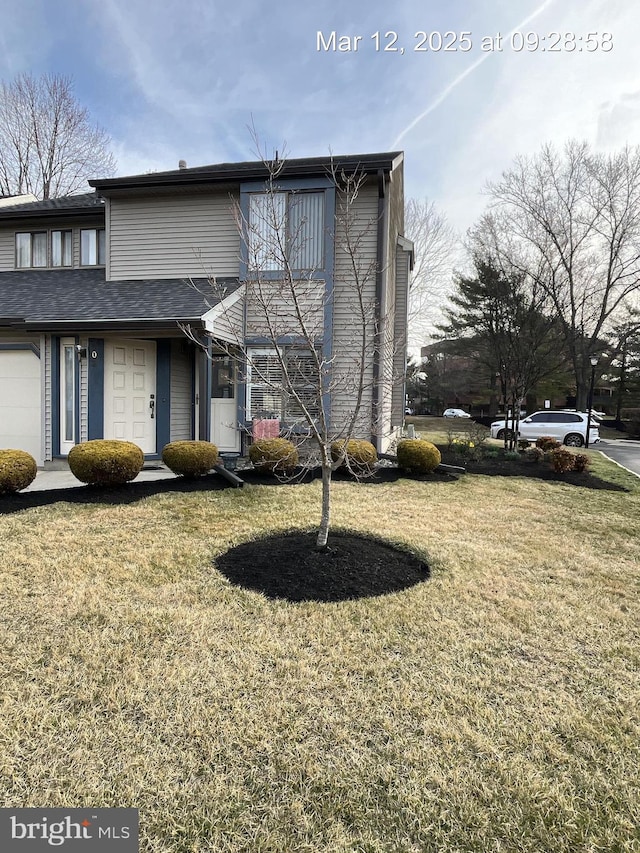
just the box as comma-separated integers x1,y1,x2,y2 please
1,455,639,852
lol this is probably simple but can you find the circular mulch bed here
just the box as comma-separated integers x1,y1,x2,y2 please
215,530,430,603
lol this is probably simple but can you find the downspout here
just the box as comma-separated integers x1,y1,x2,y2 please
372,168,386,449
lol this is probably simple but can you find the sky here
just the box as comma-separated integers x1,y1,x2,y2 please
1,0,637,238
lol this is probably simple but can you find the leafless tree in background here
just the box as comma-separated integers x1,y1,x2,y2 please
484,140,640,408
0,73,116,199
404,197,457,348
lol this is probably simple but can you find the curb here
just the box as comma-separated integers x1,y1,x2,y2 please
598,450,640,481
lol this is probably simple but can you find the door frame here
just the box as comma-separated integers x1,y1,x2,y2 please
103,338,158,454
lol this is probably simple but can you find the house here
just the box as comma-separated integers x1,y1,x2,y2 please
0,152,413,466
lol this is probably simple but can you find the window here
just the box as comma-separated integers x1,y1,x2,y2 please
16,232,47,268
59,337,77,454
246,347,319,421
211,356,235,399
80,229,105,265
52,230,72,267
529,413,550,422
248,191,324,271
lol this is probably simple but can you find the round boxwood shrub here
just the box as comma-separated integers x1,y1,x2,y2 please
573,453,590,473
536,436,561,452
330,439,378,475
524,446,544,464
396,439,441,474
0,449,37,495
68,439,144,485
162,440,218,478
550,448,575,474
249,437,298,474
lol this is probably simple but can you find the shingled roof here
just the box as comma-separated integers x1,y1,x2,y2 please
0,269,239,331
0,192,104,219
90,152,404,192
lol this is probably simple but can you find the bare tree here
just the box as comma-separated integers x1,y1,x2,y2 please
484,140,640,408
404,197,457,347
0,73,116,199
183,151,400,549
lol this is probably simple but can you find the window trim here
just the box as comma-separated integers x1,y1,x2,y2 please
15,231,48,268
247,189,326,273
246,345,320,423
51,229,73,267
59,337,78,454
80,228,106,266
240,177,334,281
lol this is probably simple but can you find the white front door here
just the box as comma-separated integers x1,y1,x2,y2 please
104,339,157,453
210,355,240,452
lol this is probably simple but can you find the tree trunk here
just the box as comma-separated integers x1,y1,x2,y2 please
615,344,627,421
489,372,499,418
316,460,332,550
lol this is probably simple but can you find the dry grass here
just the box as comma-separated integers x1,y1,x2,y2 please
1,460,639,852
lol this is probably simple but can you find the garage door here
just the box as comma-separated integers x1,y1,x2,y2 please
0,348,42,463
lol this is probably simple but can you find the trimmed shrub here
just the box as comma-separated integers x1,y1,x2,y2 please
249,438,298,474
0,449,37,495
162,440,218,478
483,447,501,460
524,446,544,464
397,439,441,474
550,448,575,474
68,439,144,485
330,439,378,475
573,453,590,473
536,436,561,452
518,439,531,451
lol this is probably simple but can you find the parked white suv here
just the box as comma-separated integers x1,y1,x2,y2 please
490,411,600,447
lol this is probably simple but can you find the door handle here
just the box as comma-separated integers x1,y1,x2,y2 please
150,394,155,419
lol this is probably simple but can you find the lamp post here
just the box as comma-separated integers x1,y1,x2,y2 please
585,355,599,449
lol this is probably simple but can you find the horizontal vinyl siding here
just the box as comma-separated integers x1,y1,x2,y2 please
392,250,410,426
0,229,14,270
331,181,378,438
245,277,325,340
108,193,240,280
170,340,193,441
211,294,245,345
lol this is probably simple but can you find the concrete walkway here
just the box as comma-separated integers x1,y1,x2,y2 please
24,465,179,492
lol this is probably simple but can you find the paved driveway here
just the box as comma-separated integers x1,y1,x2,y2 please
598,439,640,478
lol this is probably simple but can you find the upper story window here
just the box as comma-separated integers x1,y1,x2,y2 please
16,232,47,268
80,229,105,266
248,191,324,272
51,230,72,267
16,229,73,268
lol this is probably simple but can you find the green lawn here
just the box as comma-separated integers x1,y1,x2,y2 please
1,455,639,852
